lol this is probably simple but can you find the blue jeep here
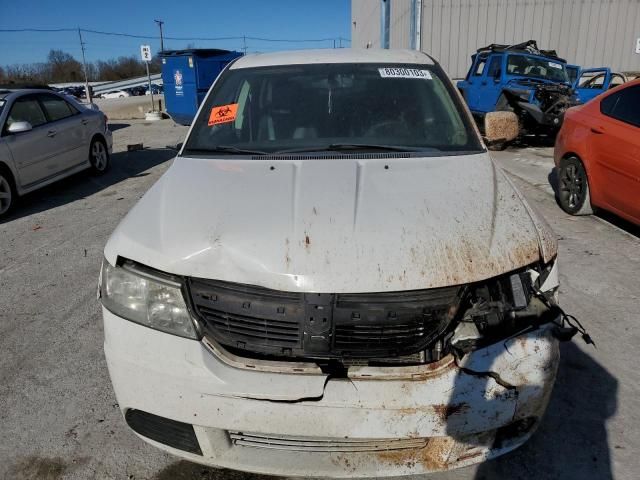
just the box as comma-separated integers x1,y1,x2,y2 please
457,41,577,135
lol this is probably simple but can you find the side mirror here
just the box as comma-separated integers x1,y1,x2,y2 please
7,121,33,134
484,111,519,147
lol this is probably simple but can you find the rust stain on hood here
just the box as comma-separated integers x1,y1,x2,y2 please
104,153,555,292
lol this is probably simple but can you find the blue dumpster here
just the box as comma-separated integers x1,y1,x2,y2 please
160,49,243,126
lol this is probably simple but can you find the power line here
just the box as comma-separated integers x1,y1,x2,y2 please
0,27,349,44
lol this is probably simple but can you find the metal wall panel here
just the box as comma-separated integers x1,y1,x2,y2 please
390,0,412,49
352,0,382,49
352,0,640,78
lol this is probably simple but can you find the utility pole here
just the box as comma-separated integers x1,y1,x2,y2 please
77,28,93,104
154,20,165,52
381,0,391,49
242,36,248,55
410,0,422,50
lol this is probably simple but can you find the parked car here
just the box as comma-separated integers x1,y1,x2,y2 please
101,90,131,99
99,49,572,477
573,68,627,103
145,84,163,95
0,88,112,217
128,86,147,96
554,79,640,225
457,40,577,140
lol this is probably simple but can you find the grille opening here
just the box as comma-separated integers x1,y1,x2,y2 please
189,277,461,363
125,409,202,455
229,431,429,452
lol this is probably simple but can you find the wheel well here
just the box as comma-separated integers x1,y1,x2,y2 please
0,161,16,187
90,133,107,146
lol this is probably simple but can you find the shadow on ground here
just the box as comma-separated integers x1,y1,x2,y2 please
107,122,131,132
475,342,617,480
548,167,640,238
152,460,280,480
0,147,175,223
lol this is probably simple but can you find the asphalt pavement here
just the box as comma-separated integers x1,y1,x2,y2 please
0,120,638,480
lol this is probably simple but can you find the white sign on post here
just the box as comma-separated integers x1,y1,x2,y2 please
635,38,640,54
140,45,152,62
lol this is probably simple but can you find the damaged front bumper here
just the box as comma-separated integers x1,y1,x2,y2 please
104,308,560,478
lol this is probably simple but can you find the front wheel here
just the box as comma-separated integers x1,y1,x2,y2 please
89,138,110,175
0,168,17,218
557,156,593,215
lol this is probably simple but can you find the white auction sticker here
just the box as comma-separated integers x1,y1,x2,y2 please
379,67,433,79
548,62,563,70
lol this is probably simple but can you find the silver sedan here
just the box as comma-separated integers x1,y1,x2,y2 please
0,88,113,217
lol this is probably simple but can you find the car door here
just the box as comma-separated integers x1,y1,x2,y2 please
590,85,640,221
477,55,504,113
463,55,488,112
575,68,610,103
37,93,88,171
1,94,55,187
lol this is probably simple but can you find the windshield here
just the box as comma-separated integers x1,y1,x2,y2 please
0,98,5,117
184,63,482,155
507,55,569,83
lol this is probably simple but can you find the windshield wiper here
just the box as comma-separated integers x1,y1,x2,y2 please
182,145,269,156
275,143,438,154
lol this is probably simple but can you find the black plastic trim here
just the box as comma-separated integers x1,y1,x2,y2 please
125,409,202,455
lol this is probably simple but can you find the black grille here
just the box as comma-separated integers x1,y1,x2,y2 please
188,278,459,360
125,409,202,455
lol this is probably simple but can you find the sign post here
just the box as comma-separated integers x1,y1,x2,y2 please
140,45,154,112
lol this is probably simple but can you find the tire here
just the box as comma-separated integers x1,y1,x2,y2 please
89,137,110,175
557,156,593,215
0,166,17,219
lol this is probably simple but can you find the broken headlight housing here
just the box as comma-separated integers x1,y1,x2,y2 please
99,259,199,339
451,259,559,353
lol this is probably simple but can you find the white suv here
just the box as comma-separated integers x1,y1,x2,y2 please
99,49,563,477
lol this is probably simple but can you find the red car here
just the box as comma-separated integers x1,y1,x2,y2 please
554,79,640,225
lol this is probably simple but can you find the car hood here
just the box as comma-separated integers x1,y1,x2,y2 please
104,153,556,293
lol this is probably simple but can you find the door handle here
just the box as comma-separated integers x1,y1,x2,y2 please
81,119,89,125
47,130,57,137
481,81,488,85
590,126,605,134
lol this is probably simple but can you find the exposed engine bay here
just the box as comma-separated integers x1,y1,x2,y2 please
503,81,577,129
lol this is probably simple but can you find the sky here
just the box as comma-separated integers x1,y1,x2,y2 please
0,0,351,66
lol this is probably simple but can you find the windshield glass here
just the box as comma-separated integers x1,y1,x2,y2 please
184,63,482,155
507,55,569,83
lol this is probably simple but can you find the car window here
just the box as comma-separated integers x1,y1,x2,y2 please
580,74,605,89
184,63,483,155
600,85,640,127
506,55,569,82
39,94,75,121
486,57,501,78
474,58,487,76
609,74,625,89
6,96,47,129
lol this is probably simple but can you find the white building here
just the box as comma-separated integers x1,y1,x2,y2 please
352,0,640,78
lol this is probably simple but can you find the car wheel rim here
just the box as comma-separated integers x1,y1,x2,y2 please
92,142,107,171
560,164,584,209
0,175,12,215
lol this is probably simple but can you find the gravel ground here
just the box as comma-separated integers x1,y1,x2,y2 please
0,120,638,480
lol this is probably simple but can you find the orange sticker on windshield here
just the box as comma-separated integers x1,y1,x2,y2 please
208,103,238,126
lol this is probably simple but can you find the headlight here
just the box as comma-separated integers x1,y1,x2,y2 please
99,259,198,339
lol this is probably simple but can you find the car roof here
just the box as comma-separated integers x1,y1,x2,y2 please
0,88,59,98
230,48,435,70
